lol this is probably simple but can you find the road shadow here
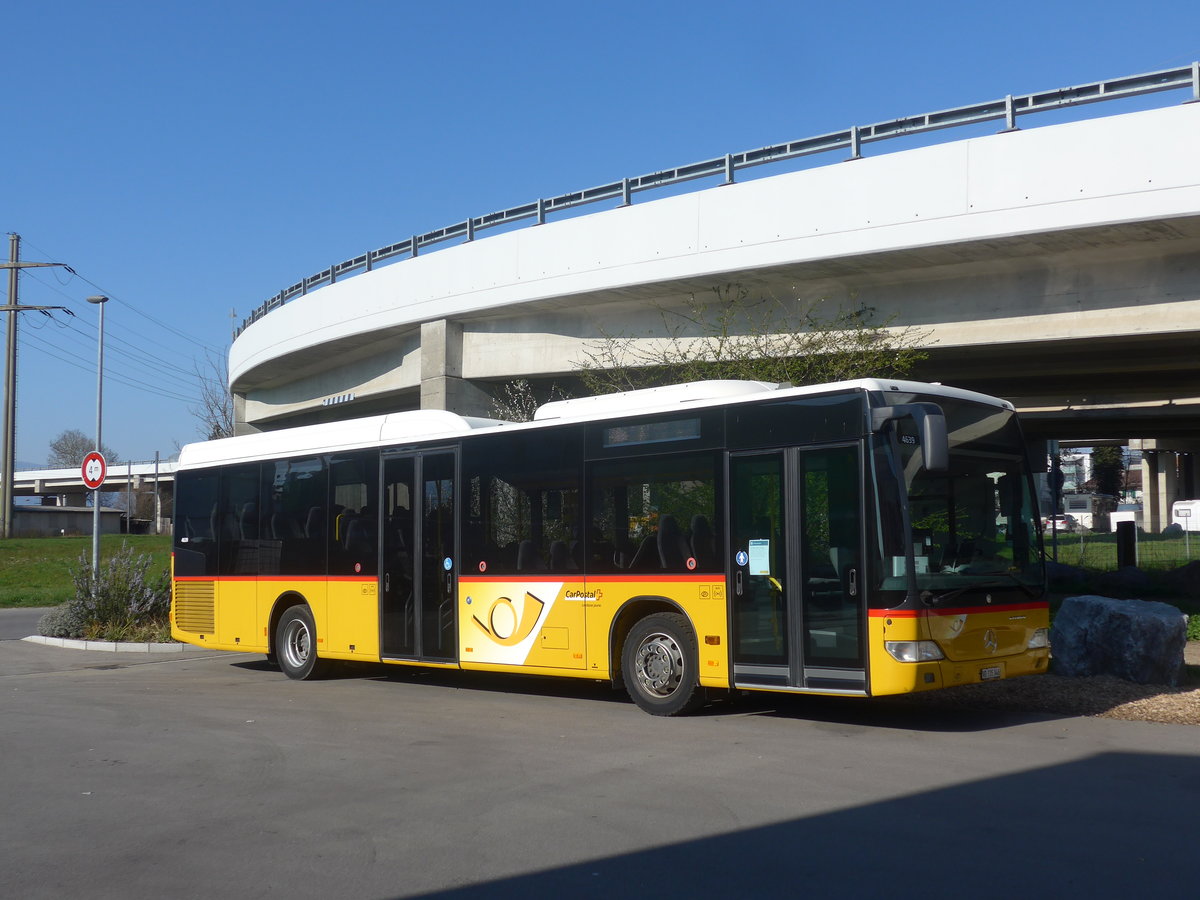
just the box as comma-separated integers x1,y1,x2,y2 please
400,750,1200,899
229,656,1068,732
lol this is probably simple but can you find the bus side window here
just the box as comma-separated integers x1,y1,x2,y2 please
174,471,219,577
328,452,379,576
587,453,723,574
462,429,583,577
267,458,327,576
216,464,262,576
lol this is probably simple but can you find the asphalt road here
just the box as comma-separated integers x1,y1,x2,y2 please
0,606,52,640
2,636,1198,900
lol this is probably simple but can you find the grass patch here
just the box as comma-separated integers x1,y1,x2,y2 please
1047,531,1200,571
0,535,171,608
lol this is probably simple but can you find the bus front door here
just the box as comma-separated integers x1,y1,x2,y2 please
380,451,458,662
730,445,865,691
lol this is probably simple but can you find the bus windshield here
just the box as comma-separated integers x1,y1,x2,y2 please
884,394,1043,598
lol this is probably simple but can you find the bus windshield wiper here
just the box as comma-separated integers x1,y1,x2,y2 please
985,571,1040,598
922,575,1039,607
921,586,976,607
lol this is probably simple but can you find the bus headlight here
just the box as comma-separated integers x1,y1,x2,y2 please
1027,628,1050,650
885,640,945,663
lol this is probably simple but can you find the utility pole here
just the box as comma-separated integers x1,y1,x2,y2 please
1,233,73,539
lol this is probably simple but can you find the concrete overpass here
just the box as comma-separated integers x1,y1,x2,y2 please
14,461,177,500
14,462,177,532
229,65,1200,526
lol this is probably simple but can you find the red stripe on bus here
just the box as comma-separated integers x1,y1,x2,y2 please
173,575,375,584
582,574,714,583
868,607,1046,619
461,574,714,584
461,575,578,584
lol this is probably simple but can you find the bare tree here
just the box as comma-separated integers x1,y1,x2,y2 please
575,284,930,394
47,429,122,508
490,378,573,423
47,429,120,468
192,349,234,440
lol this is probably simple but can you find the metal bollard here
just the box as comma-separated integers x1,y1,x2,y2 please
1116,520,1137,569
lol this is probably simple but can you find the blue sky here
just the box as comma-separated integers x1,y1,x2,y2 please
5,0,1198,466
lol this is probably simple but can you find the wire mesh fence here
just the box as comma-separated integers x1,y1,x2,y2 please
1045,530,1198,572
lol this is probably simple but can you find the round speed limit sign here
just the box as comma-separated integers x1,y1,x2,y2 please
82,451,107,490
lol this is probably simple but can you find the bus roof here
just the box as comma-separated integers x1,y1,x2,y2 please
178,378,1013,470
178,409,507,470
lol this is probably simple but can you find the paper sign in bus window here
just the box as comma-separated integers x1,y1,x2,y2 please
748,539,771,575
891,555,929,576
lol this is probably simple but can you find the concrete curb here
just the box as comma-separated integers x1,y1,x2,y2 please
22,635,190,653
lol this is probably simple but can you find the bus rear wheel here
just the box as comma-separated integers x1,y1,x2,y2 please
622,613,705,716
275,605,328,680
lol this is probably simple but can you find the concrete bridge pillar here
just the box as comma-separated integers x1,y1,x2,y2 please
1141,452,1178,534
419,319,493,418
1181,452,1199,502
233,392,258,437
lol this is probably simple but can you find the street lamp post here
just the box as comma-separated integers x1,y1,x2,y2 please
88,295,108,579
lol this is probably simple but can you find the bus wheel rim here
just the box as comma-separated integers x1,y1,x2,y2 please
282,618,310,668
634,632,683,697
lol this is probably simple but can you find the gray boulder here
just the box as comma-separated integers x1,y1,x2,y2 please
1050,595,1188,686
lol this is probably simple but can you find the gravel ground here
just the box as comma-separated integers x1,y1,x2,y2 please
891,642,1200,725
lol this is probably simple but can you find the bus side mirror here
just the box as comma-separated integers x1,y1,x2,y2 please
872,403,949,474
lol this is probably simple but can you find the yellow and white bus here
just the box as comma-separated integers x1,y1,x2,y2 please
171,379,1048,715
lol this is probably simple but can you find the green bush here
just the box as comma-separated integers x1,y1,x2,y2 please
38,544,172,642
1189,615,1200,641
37,603,88,638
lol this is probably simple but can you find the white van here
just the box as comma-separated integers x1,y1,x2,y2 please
1171,499,1200,532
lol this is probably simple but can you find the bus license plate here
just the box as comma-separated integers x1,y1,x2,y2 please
980,665,1002,681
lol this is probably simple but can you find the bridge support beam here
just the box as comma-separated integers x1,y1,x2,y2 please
419,319,493,418
233,392,258,437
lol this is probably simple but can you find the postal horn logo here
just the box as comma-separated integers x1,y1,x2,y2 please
472,592,545,646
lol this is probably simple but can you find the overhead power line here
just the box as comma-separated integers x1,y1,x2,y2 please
22,268,216,379
16,237,224,356
27,311,203,390
22,335,198,404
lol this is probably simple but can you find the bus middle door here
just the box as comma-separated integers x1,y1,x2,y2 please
380,450,458,662
729,445,866,692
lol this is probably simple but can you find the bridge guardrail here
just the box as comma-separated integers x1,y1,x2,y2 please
235,62,1200,340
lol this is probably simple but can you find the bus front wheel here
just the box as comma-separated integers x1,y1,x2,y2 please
275,606,328,680
622,613,705,716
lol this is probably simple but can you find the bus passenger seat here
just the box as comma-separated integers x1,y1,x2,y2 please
344,518,373,556
239,502,259,540
657,515,691,570
627,533,659,570
517,540,545,571
271,513,303,540
304,506,325,540
549,540,573,571
690,515,716,569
